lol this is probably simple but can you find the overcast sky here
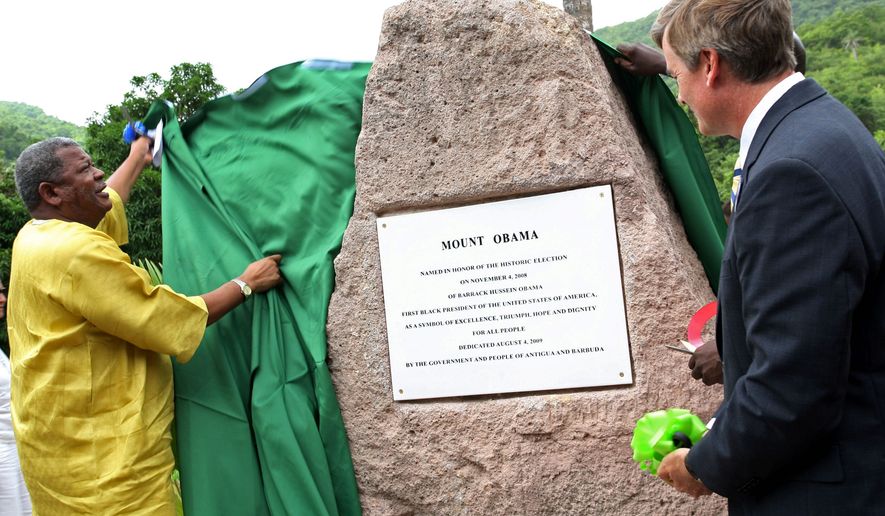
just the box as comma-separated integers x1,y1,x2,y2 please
0,0,667,125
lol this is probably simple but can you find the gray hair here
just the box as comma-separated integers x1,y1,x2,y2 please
14,137,81,211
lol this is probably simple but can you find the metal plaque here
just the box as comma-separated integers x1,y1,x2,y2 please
377,186,632,400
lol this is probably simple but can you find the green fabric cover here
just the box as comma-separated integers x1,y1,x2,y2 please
145,60,368,516
592,34,727,291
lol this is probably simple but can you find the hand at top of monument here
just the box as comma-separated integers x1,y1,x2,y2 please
614,43,668,77
688,341,723,386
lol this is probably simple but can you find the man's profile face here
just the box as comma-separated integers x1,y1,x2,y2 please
662,31,721,136
51,146,112,228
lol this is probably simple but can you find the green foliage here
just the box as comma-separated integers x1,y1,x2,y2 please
791,0,883,26
799,5,885,135
594,10,659,47
0,161,29,283
799,5,884,53
0,160,26,355
0,101,85,161
85,63,225,172
134,257,164,286
594,0,884,47
0,122,33,163
160,63,226,123
84,104,132,177
123,168,164,263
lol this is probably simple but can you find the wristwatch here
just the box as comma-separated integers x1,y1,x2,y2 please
231,278,252,298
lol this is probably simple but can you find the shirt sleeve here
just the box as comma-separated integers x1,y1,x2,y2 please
96,187,129,246
57,230,209,363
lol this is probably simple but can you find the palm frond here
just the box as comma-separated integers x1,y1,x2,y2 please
134,258,164,286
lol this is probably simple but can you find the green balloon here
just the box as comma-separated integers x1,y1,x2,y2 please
631,408,707,475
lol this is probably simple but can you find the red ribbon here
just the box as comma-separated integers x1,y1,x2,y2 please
687,301,717,348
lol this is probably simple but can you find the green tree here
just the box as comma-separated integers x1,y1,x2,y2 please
0,159,29,354
162,63,226,121
592,0,883,48
0,160,28,283
86,62,225,173
593,10,658,47
800,5,885,136
800,5,885,49
842,34,862,61
84,62,225,263
791,0,883,26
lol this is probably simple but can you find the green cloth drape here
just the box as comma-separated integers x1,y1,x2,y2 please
592,34,727,291
145,60,369,516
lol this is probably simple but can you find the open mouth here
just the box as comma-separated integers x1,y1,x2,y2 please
96,182,109,198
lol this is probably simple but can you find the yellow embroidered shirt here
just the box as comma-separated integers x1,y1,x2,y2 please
7,188,208,515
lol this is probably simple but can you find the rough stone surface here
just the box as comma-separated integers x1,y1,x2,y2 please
327,0,726,514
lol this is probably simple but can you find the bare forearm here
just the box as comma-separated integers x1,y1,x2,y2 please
107,136,152,203
200,280,245,326
199,255,283,326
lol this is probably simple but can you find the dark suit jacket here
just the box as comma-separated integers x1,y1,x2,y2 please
685,79,885,514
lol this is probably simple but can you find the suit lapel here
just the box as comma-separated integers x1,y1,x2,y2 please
743,79,827,173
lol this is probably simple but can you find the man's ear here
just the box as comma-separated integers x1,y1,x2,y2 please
37,181,64,207
700,48,721,87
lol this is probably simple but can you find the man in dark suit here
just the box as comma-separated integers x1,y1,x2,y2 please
654,0,885,513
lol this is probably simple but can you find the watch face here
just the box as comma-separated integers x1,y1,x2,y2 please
242,284,252,296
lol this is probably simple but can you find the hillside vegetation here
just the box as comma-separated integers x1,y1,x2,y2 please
0,101,84,161
594,0,883,44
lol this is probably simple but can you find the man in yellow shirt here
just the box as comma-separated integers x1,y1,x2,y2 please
7,136,282,514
